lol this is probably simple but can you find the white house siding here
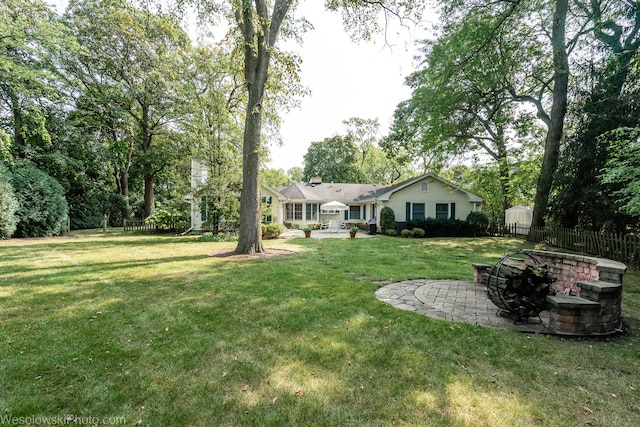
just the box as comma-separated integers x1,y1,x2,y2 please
385,178,477,222
190,159,208,230
260,186,285,225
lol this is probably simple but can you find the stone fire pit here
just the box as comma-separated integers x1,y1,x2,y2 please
474,250,627,336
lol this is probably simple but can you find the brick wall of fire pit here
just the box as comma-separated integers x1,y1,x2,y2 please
521,250,625,295
474,250,627,335
522,250,626,335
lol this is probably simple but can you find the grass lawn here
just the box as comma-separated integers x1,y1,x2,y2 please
0,230,638,426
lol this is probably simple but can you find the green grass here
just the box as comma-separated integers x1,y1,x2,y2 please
0,230,638,426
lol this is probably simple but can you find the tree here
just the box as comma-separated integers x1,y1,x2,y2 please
343,117,379,167
551,0,640,230
262,167,289,188
385,5,546,212
228,0,295,253
0,165,18,239
191,0,428,254
529,0,569,227
287,166,303,183
11,163,68,237
360,146,416,185
63,0,192,217
182,44,245,232
600,127,640,219
303,135,364,183
0,0,72,155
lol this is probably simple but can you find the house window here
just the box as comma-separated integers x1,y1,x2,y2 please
306,203,318,221
262,196,273,223
421,182,429,192
349,205,361,220
285,203,303,221
412,203,425,220
436,203,449,219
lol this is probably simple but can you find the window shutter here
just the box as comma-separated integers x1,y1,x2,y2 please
450,203,456,219
406,202,410,221
344,209,348,221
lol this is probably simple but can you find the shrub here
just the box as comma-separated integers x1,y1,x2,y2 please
67,190,104,229
198,231,238,242
11,164,69,237
262,223,283,239
146,205,190,231
384,229,397,236
412,227,425,237
380,206,396,233
104,193,131,226
401,228,415,237
0,165,18,239
407,218,477,238
466,211,489,235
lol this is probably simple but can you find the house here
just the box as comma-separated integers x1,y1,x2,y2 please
268,173,484,232
189,162,484,232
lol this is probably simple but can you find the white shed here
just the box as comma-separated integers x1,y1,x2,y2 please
505,206,533,234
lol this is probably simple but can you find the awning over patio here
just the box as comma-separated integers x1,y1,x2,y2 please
320,200,348,211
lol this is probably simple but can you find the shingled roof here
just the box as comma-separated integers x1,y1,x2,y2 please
276,173,483,204
278,182,383,204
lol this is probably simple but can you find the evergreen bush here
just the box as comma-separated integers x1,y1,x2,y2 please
262,223,283,239
11,164,69,237
466,211,489,235
0,165,18,239
380,206,396,233
401,228,415,237
412,227,426,237
407,218,478,237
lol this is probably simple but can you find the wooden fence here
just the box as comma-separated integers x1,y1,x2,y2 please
123,219,157,232
502,223,640,267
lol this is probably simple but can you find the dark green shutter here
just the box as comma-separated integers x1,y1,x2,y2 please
450,203,456,220
201,196,207,221
406,202,411,221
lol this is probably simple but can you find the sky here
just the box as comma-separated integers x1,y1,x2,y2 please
266,2,436,172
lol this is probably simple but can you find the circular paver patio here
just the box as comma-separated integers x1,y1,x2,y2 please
375,279,551,333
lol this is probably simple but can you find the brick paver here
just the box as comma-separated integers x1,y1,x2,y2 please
376,279,551,333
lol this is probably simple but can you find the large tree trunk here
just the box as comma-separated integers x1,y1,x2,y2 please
236,88,264,254
143,170,155,218
234,0,294,254
531,0,569,227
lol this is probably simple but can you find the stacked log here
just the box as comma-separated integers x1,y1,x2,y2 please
485,257,556,320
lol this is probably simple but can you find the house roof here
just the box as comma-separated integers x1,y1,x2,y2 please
278,182,382,204
276,173,483,204
368,172,484,203
262,184,288,201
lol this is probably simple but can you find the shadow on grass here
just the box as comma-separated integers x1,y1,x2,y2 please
0,234,638,426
